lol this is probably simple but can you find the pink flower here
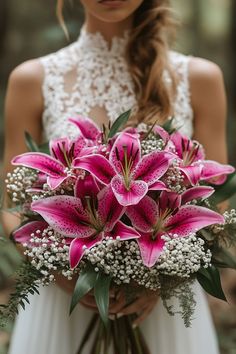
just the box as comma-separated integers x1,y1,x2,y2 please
69,116,102,144
126,189,224,267
12,136,88,190
73,132,172,207
31,183,140,268
170,131,234,185
13,221,49,245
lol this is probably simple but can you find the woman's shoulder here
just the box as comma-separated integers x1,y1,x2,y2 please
169,51,223,81
8,42,78,93
170,51,225,105
9,59,44,91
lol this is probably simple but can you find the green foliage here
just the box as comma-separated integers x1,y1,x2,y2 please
210,172,236,204
70,265,112,326
0,261,42,328
24,131,40,152
94,273,112,326
0,237,21,287
24,131,49,154
197,266,227,302
107,110,131,139
70,265,98,314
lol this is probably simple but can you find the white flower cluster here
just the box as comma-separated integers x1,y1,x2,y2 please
223,209,236,224
84,238,160,291
83,234,211,289
24,227,74,285
5,167,38,204
141,132,165,155
157,234,212,277
163,163,186,193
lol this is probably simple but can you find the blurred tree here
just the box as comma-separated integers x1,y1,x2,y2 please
0,0,8,55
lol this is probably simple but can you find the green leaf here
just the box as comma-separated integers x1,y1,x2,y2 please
197,266,227,301
94,272,112,326
108,110,131,139
210,172,236,204
70,265,98,314
39,142,50,154
161,117,176,134
24,131,40,152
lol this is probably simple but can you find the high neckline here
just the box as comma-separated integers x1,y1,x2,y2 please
76,26,129,57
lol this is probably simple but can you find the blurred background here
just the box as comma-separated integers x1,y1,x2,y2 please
0,0,236,353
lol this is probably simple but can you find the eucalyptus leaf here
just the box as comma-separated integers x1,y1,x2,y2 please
197,266,227,301
108,110,131,139
24,131,40,152
94,272,112,326
70,266,98,314
210,172,236,204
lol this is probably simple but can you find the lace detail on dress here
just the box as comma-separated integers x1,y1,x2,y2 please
170,51,193,137
40,29,193,140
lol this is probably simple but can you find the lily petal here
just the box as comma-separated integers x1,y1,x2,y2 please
133,151,172,185
149,180,169,191
159,191,181,212
73,154,115,185
32,196,93,238
111,175,148,207
69,234,103,269
137,232,165,267
97,186,125,231
12,152,65,177
165,205,224,237
153,126,169,144
126,196,158,232
69,116,101,140
171,131,205,160
107,221,140,240
50,138,70,165
13,221,48,244
109,132,141,175
179,165,203,185
201,161,235,184
181,186,215,204
74,174,100,199
47,175,68,190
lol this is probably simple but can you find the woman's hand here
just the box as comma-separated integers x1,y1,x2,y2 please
55,273,159,326
80,287,159,327
109,289,159,327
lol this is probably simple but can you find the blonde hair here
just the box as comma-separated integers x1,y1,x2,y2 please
57,0,177,126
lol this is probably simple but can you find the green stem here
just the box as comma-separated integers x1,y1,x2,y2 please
77,314,99,354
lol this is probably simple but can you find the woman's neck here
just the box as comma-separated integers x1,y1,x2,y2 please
84,13,133,43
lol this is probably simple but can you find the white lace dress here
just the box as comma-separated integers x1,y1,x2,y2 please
8,29,220,354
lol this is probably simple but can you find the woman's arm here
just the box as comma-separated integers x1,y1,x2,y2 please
189,57,227,163
189,57,236,320
1,60,44,237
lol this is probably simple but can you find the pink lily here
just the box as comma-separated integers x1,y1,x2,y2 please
13,220,49,245
12,136,88,190
31,185,140,268
69,116,102,144
170,131,234,185
73,132,172,207
126,190,224,267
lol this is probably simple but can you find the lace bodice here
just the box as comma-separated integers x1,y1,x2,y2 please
40,28,193,140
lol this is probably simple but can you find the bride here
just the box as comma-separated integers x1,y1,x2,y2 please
2,0,228,353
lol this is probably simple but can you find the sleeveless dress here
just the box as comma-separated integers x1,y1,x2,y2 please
8,29,220,354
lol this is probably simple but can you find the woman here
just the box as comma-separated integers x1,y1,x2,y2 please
2,0,227,353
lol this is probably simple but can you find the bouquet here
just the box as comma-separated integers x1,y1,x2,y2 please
2,111,236,353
